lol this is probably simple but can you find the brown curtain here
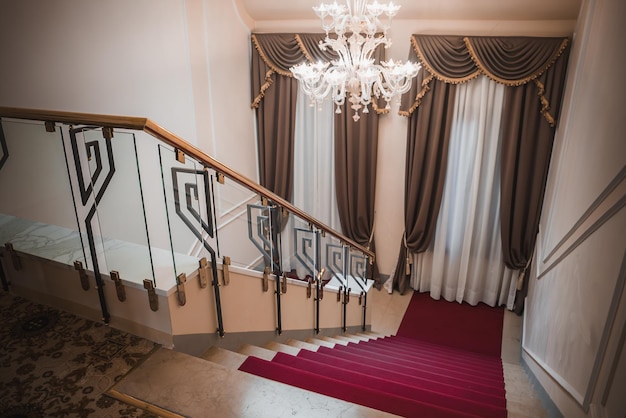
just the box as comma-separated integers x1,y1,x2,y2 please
391,36,477,294
335,105,381,281
251,33,385,279
333,44,386,283
251,32,347,201
251,34,301,202
392,35,570,297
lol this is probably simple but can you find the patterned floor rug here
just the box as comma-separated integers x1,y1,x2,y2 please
0,291,159,417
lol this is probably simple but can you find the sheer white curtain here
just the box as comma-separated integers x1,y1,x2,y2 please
410,76,517,309
293,96,341,231
282,94,341,277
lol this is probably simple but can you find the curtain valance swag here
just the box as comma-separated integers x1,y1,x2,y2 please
251,33,388,114
400,35,569,127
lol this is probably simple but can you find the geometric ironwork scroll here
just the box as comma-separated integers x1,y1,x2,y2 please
171,167,215,251
247,203,279,271
294,227,317,277
171,165,224,337
349,252,368,288
325,243,346,286
69,126,116,324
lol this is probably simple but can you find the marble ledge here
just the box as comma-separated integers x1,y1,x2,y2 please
111,347,395,418
0,213,375,297
0,213,195,293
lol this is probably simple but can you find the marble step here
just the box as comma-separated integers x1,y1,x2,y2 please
111,347,391,417
332,334,364,344
305,337,335,348
237,344,276,361
200,346,247,369
360,331,390,339
319,335,350,346
286,339,320,352
343,333,372,342
264,341,301,356
502,363,548,417
356,332,387,340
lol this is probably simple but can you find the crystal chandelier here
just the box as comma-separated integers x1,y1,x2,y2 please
290,0,421,121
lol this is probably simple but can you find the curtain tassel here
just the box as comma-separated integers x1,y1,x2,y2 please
516,270,525,290
404,234,412,275
517,255,534,290
405,255,412,276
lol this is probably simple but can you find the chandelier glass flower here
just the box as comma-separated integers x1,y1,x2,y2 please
290,0,421,121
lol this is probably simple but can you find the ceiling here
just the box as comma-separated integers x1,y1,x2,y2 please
238,0,581,24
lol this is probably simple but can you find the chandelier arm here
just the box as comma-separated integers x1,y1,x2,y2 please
290,0,420,122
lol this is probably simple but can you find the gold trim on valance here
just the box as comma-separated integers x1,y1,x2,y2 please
401,35,570,126
251,69,275,109
294,34,314,63
251,34,295,77
411,36,481,85
398,73,434,117
464,37,569,87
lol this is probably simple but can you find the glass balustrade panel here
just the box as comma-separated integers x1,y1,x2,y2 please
280,211,319,284
74,127,154,286
319,232,349,292
347,246,371,295
213,176,271,273
158,144,215,288
0,119,88,268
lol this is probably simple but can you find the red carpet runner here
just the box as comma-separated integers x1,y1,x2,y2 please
239,292,507,417
396,291,505,357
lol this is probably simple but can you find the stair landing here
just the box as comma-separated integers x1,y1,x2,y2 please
108,346,395,417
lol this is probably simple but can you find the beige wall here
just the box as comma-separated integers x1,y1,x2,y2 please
0,0,581,275
522,0,626,416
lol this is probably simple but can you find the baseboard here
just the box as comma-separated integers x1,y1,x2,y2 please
172,325,371,357
9,284,174,348
521,356,565,418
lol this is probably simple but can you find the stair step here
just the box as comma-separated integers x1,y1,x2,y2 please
286,339,319,352
324,344,504,383
344,333,372,342
332,334,363,344
272,352,505,417
305,337,335,348
296,349,505,405
237,344,276,361
264,341,300,356
200,346,247,369
360,331,389,339
239,355,485,418
307,346,505,394
319,336,350,346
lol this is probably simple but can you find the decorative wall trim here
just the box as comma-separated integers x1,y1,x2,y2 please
217,193,257,223
540,0,597,255
522,345,586,405
600,253,626,406
582,248,626,408
537,195,625,280
525,210,626,411
542,166,626,265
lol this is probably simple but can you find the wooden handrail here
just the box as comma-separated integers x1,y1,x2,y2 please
0,106,375,261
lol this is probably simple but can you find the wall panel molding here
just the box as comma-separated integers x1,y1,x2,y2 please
538,192,626,280
542,166,626,265
524,210,626,410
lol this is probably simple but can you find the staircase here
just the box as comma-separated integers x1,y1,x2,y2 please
202,332,508,418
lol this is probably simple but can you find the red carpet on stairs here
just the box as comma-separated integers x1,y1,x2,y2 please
238,291,507,417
